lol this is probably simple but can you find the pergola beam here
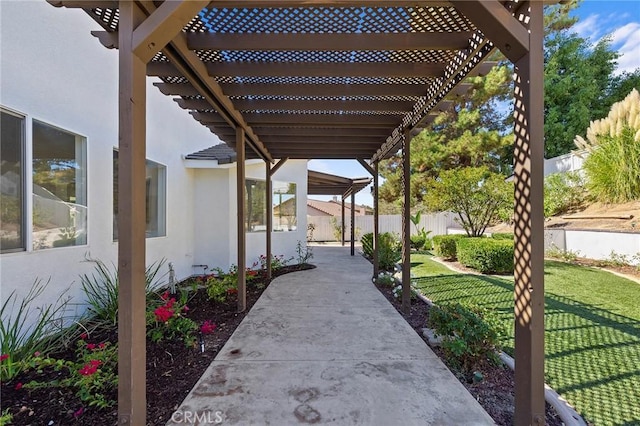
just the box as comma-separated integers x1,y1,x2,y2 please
206,62,446,78
252,127,391,137
261,138,384,145
132,1,209,63
221,83,428,98
176,98,415,113
187,32,472,51
193,112,403,126
453,0,529,63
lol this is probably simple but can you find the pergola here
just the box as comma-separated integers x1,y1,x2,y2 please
48,1,546,424
308,170,372,255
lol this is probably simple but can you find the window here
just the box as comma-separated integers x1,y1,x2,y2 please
273,181,297,232
245,179,266,232
113,151,166,239
1,110,25,252
32,120,87,250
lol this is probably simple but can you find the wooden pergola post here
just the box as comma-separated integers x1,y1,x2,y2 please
236,127,247,312
401,129,412,314
513,2,545,424
341,196,346,246
350,189,356,256
373,161,379,278
265,160,273,281
117,3,147,424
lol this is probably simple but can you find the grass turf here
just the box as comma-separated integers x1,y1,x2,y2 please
412,253,640,425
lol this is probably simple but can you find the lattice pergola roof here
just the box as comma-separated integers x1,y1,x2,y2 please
48,0,536,162
308,170,371,197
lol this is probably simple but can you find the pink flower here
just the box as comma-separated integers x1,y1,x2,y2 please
154,306,173,323
161,291,169,301
183,305,190,312
200,321,217,334
165,298,176,309
86,343,96,351
34,351,41,357
98,343,106,349
74,407,84,418
80,333,88,340
79,363,98,376
0,354,9,362
89,359,102,367
14,382,23,390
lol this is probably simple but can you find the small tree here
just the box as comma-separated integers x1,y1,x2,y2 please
425,167,512,237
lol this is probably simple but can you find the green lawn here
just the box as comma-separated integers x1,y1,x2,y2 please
412,253,640,426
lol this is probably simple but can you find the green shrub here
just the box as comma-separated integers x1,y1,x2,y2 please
361,233,374,258
1,280,72,381
490,233,513,240
544,171,587,218
361,232,401,271
79,257,167,329
457,238,514,274
432,235,466,260
410,234,426,250
428,303,504,372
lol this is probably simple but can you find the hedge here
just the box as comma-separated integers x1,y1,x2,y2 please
432,234,467,260
490,233,513,240
456,238,514,274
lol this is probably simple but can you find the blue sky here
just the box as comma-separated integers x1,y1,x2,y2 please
308,1,640,207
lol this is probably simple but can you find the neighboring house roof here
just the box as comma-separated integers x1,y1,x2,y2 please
185,144,237,164
307,198,372,217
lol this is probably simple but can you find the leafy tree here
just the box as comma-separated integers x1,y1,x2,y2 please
424,167,512,237
544,33,620,158
378,64,513,211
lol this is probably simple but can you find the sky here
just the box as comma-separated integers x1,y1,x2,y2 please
308,0,640,208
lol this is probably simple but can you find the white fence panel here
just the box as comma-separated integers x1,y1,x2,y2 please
307,212,456,242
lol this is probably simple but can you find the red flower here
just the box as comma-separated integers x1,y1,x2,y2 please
79,363,99,376
89,359,102,367
14,382,22,390
74,407,84,418
80,333,88,340
200,321,217,334
227,288,238,295
161,291,170,301
0,354,9,362
247,270,257,277
86,343,96,351
98,343,106,349
154,306,174,323
183,305,190,312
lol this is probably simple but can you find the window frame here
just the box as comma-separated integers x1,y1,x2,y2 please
112,149,167,240
0,107,27,253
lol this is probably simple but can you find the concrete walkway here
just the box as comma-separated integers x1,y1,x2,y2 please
168,245,494,425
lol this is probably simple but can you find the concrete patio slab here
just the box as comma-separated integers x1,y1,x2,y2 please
167,245,494,425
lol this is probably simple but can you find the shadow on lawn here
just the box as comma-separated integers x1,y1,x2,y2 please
415,272,640,425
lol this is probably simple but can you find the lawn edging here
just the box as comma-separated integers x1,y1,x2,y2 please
411,264,587,426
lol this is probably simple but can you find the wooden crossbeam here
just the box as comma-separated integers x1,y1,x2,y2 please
260,136,384,143
175,98,414,113
453,0,529,63
220,83,427,97
132,1,209,63
194,111,402,126
187,32,472,51
206,62,447,78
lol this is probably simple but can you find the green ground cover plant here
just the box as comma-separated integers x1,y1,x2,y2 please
412,252,640,425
